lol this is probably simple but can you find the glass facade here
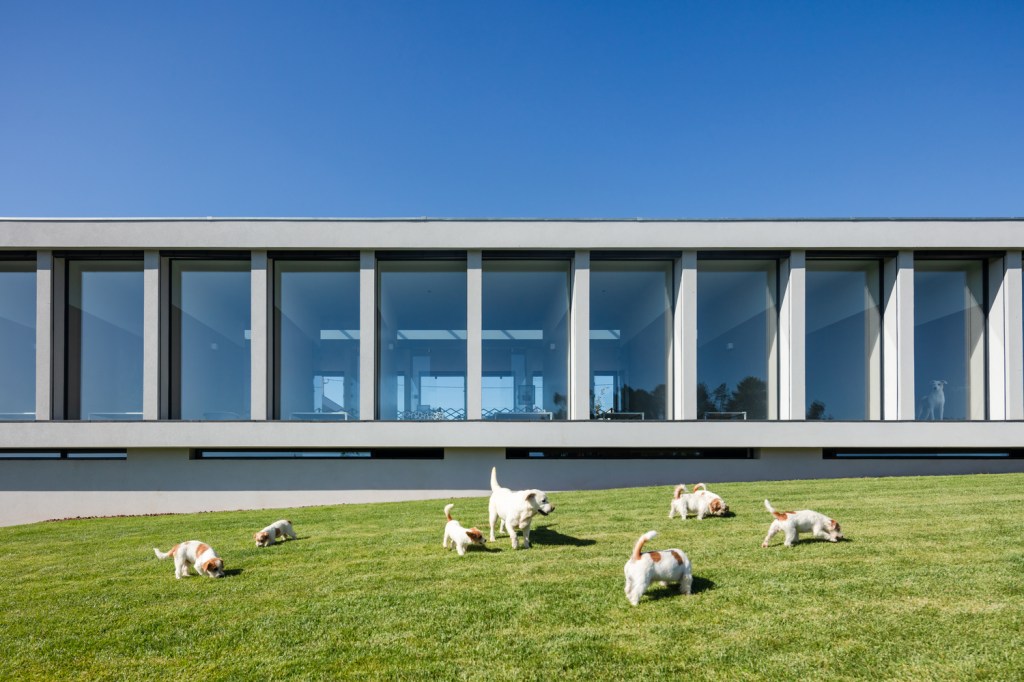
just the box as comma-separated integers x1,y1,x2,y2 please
590,260,673,420
378,259,467,420
171,259,251,420
66,260,144,420
482,259,570,420
914,259,986,420
0,261,36,419
697,259,778,420
274,260,360,420
805,260,882,420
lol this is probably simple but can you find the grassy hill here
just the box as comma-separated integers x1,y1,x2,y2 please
2,473,1023,680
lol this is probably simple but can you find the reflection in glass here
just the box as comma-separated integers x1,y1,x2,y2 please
590,260,672,420
378,260,466,420
697,260,777,420
805,260,881,420
66,260,144,420
171,260,251,420
275,260,359,420
914,260,985,420
0,262,36,419
483,260,569,420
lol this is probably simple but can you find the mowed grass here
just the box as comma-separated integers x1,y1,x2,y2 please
2,474,1024,681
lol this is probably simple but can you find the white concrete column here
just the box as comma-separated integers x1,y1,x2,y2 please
143,251,160,420
1002,252,1023,419
987,256,1007,420
779,251,806,420
35,250,52,421
677,252,697,419
884,251,915,420
571,250,590,420
359,251,376,420
250,251,269,420
466,251,482,420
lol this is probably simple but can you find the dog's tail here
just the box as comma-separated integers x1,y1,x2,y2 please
764,499,788,520
153,545,176,560
692,483,708,492
673,484,687,499
490,466,500,492
631,530,658,561
764,499,776,515
444,503,455,521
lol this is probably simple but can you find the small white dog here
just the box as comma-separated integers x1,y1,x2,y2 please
488,467,555,549
253,519,297,547
918,380,947,420
153,540,225,579
623,530,692,606
442,503,486,556
668,483,729,520
761,500,844,548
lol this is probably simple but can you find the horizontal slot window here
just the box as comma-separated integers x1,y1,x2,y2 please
0,450,126,460
196,448,444,460
506,448,753,459
824,449,1020,459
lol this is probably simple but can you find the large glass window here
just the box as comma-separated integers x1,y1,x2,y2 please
590,260,672,420
171,259,251,420
482,259,569,420
914,259,986,420
697,259,778,420
805,260,881,420
0,261,36,420
66,259,144,420
378,259,466,420
274,260,360,420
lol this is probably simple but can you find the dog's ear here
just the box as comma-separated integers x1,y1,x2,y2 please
524,491,536,502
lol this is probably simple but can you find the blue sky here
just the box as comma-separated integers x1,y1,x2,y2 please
1,1,1022,218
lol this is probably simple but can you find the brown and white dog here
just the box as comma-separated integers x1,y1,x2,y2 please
253,519,297,547
153,541,225,578
623,530,692,606
761,500,844,547
442,503,486,556
668,483,729,520
488,467,555,549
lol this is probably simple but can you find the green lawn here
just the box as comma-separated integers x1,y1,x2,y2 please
3,473,1024,681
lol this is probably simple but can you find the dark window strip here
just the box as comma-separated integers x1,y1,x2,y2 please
268,251,359,261
823,448,1022,459
0,450,127,460
196,448,444,460
506,448,753,459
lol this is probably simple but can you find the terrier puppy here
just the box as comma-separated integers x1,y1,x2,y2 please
488,467,555,549
668,483,729,520
762,500,844,547
253,519,297,547
623,530,692,606
153,540,225,579
442,503,486,556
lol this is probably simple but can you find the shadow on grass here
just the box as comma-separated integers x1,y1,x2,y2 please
762,537,853,549
223,568,245,577
645,575,716,601
528,524,597,547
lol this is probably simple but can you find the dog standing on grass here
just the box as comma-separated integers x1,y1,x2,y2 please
153,541,225,578
253,519,297,547
442,503,486,556
488,467,555,549
761,500,844,547
668,483,729,520
623,530,692,606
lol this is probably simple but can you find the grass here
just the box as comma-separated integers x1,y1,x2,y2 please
2,473,1024,681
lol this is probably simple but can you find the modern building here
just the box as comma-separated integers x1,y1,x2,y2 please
2,218,1023,527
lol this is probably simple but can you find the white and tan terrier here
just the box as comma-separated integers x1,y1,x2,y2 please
762,500,844,547
153,540,225,579
668,483,729,520
442,503,486,556
253,519,297,547
623,531,692,606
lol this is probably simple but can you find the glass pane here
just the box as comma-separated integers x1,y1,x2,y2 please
914,260,985,420
67,261,144,420
172,260,251,420
483,260,569,420
697,260,777,420
378,260,466,420
0,262,36,419
590,260,672,420
805,260,881,420
275,261,359,420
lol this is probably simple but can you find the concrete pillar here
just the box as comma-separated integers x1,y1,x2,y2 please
466,251,482,420
780,250,806,420
359,251,376,420
884,251,915,420
143,251,160,420
571,251,590,420
677,252,697,420
35,250,52,421
250,251,268,420
1001,252,1023,419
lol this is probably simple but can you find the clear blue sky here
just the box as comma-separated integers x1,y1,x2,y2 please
2,1,1022,218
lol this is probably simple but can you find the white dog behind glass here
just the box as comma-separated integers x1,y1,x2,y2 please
918,380,947,420
623,530,692,606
